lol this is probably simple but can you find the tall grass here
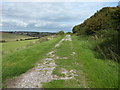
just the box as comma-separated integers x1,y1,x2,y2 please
92,30,120,62
2,36,63,84
73,36,118,88
43,35,118,88
1,39,39,57
1,36,55,57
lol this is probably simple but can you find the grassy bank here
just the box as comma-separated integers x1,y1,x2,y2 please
93,30,119,62
72,36,118,88
43,35,118,88
2,36,63,84
72,6,120,62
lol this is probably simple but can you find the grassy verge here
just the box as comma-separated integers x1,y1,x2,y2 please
2,36,63,84
72,35,118,88
93,30,119,62
43,35,118,88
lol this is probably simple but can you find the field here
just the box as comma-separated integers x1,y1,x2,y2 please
0,32,39,58
1,39,38,56
0,32,34,41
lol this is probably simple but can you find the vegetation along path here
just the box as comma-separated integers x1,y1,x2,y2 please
6,35,87,88
5,35,118,88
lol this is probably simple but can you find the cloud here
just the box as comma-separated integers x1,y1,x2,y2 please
1,2,117,32
2,0,120,2
2,19,28,27
34,21,70,28
0,24,2,26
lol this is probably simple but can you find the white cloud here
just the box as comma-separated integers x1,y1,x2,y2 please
1,2,117,31
2,19,28,27
2,0,119,2
0,24,2,26
35,22,52,27
16,22,28,27
34,21,70,29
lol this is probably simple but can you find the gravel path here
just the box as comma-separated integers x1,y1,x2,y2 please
6,35,73,88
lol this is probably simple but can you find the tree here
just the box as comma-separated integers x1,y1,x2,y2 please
66,32,72,35
56,31,64,35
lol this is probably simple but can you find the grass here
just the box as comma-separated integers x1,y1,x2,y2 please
43,36,88,88
1,39,39,57
1,35,57,57
0,32,33,41
73,36,118,88
43,80,65,88
92,30,120,62
0,51,1,88
2,35,63,85
43,35,118,88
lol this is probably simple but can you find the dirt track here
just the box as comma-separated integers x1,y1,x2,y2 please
6,35,76,88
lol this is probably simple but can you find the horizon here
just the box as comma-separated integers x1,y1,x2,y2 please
1,2,118,32
0,30,58,33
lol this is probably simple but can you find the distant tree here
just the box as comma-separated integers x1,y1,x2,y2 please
20,39,23,41
56,31,64,35
0,40,6,43
66,32,72,35
16,39,19,41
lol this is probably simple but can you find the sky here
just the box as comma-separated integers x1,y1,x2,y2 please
0,1,118,32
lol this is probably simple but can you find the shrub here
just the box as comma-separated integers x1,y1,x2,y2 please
56,31,64,35
66,32,72,35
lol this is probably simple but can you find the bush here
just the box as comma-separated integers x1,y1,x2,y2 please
93,30,119,62
56,31,64,35
66,32,72,35
72,7,120,35
0,40,6,43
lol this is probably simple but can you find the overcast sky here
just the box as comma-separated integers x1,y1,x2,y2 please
1,2,118,32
